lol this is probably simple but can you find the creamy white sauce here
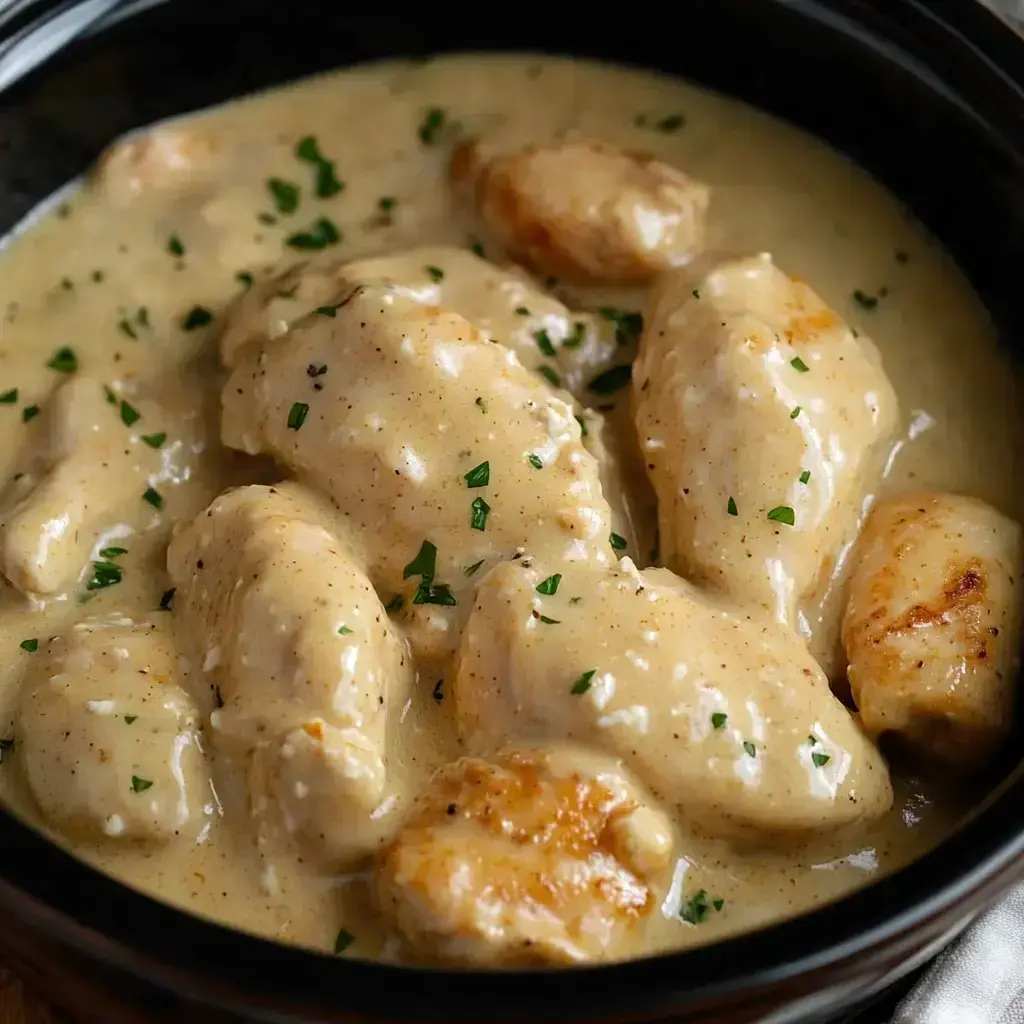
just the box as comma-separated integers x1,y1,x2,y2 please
0,54,1017,962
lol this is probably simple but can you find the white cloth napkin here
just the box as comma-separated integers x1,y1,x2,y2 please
893,883,1024,1023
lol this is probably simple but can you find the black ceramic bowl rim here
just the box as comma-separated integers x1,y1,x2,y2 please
1,2,1024,1021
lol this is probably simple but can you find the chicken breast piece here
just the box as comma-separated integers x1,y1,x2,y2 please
0,377,192,597
843,492,1023,770
17,617,209,845
167,483,414,865
452,137,709,282
221,279,615,663
376,746,673,966
455,559,892,838
634,253,899,640
219,246,620,397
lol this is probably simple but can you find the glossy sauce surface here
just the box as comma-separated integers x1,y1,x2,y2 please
0,55,1018,960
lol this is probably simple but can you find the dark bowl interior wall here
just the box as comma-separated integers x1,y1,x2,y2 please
1,2,1024,1022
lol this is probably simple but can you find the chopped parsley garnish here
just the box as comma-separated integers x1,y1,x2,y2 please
137,308,150,329
588,365,632,395
258,212,278,226
790,406,801,420
0,389,17,404
120,400,140,427
799,470,811,485
790,356,810,373
766,505,796,526
743,741,757,757
853,289,879,310
609,533,627,551
464,461,490,488
91,270,105,283
426,265,445,283
598,308,643,346
47,346,77,373
142,487,163,510
294,136,344,198
22,405,40,423
183,306,213,331
569,596,582,605
812,752,831,768
711,712,727,730
338,625,354,635
236,271,254,289
19,638,37,652
87,560,122,590
99,547,127,559
536,574,562,596
159,588,175,611
124,715,138,725
534,329,556,358
727,497,738,517
315,304,342,318
378,196,396,213
131,775,153,793
334,929,355,955
285,217,341,250
404,541,437,581
571,669,596,695
141,432,166,449
680,889,723,924
537,365,561,387
464,559,485,577
656,113,685,132
104,385,117,404
470,240,485,258
167,235,185,257
385,595,404,613
563,321,587,349
287,402,309,431
119,319,138,339
60,278,73,291
413,582,457,606
268,178,300,214
538,615,560,625
528,454,543,469
692,289,700,299
515,306,530,316
470,496,490,531
418,107,446,145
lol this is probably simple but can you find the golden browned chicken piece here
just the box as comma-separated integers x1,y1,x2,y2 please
452,137,709,283
376,746,674,966
843,491,1023,770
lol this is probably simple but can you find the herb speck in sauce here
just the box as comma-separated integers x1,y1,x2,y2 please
766,505,795,526
853,289,879,310
418,107,446,145
470,496,490,531
19,638,38,653
131,775,153,793
167,235,185,257
287,402,309,431
536,573,562,596
464,461,490,488
142,487,163,510
120,400,141,427
22,405,40,423
182,306,213,331
571,669,596,695
268,178,300,214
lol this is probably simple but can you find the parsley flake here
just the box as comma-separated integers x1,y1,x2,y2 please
334,929,355,954
727,497,738,517
285,217,340,251
790,356,810,373
537,366,561,387
538,615,560,624
470,496,490,531
464,462,490,488
609,532,627,551
426,265,445,283
47,346,77,373
236,271,254,289
571,669,596,695
790,406,801,420
812,752,831,768
22,405,40,423
766,505,796,526
183,306,213,331
403,541,437,581
120,400,141,427
413,582,458,606
159,588,175,611
268,178,300,214
338,625,354,636
124,715,138,725
853,289,879,310
743,741,757,757
562,322,587,349
287,402,309,431
598,308,643,346
141,432,166,449
418,107,446,145
536,574,562,596
19,638,37,653
464,559,485,577
528,453,543,470
167,235,185,257
711,712,727,730
799,470,811,485
87,560,122,590
680,889,723,925
515,306,530,316
534,329,557,358
142,487,163,510
0,389,17,404
99,547,127,559
131,775,153,793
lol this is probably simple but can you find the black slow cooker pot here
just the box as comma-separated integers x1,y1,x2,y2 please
1,2,1023,1021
